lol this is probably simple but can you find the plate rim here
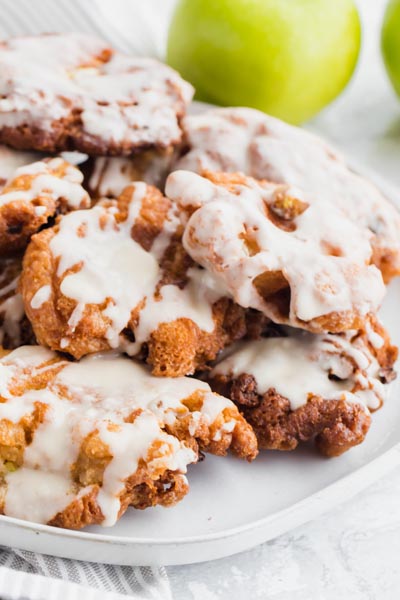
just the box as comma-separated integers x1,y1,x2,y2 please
1,436,400,549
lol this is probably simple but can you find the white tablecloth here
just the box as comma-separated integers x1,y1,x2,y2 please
0,1,399,598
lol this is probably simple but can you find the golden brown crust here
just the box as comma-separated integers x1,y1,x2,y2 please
48,486,104,529
20,183,263,376
0,158,90,254
166,398,258,462
47,469,190,529
21,225,112,357
147,299,249,377
372,247,400,284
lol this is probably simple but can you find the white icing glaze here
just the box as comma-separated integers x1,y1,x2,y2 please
47,183,221,352
5,469,79,524
0,348,238,526
89,157,137,198
200,392,235,424
0,33,193,149
177,107,400,257
3,344,55,366
88,151,173,198
30,285,51,309
132,268,219,352
34,206,47,216
0,157,90,209
166,171,385,328
213,419,236,442
211,329,389,411
52,185,159,346
365,320,384,349
55,353,223,423
0,145,40,190
0,147,89,194
59,151,89,166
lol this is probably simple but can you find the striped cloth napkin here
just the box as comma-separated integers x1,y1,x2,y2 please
0,549,172,599
0,0,178,598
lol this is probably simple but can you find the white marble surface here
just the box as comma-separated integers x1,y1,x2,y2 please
169,471,400,599
166,0,400,598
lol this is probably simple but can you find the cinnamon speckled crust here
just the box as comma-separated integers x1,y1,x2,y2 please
0,33,193,156
0,157,90,254
211,383,372,457
207,319,397,457
20,182,264,377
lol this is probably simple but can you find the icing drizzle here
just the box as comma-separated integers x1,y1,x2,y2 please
0,347,235,526
166,171,385,329
211,328,389,411
0,33,193,150
0,157,90,210
177,107,400,261
42,183,221,354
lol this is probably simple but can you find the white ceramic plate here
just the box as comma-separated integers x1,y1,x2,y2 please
0,152,399,567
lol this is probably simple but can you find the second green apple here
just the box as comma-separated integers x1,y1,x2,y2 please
382,0,400,98
167,0,361,124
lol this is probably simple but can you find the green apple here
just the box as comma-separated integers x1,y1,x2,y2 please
382,0,400,97
167,0,361,124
